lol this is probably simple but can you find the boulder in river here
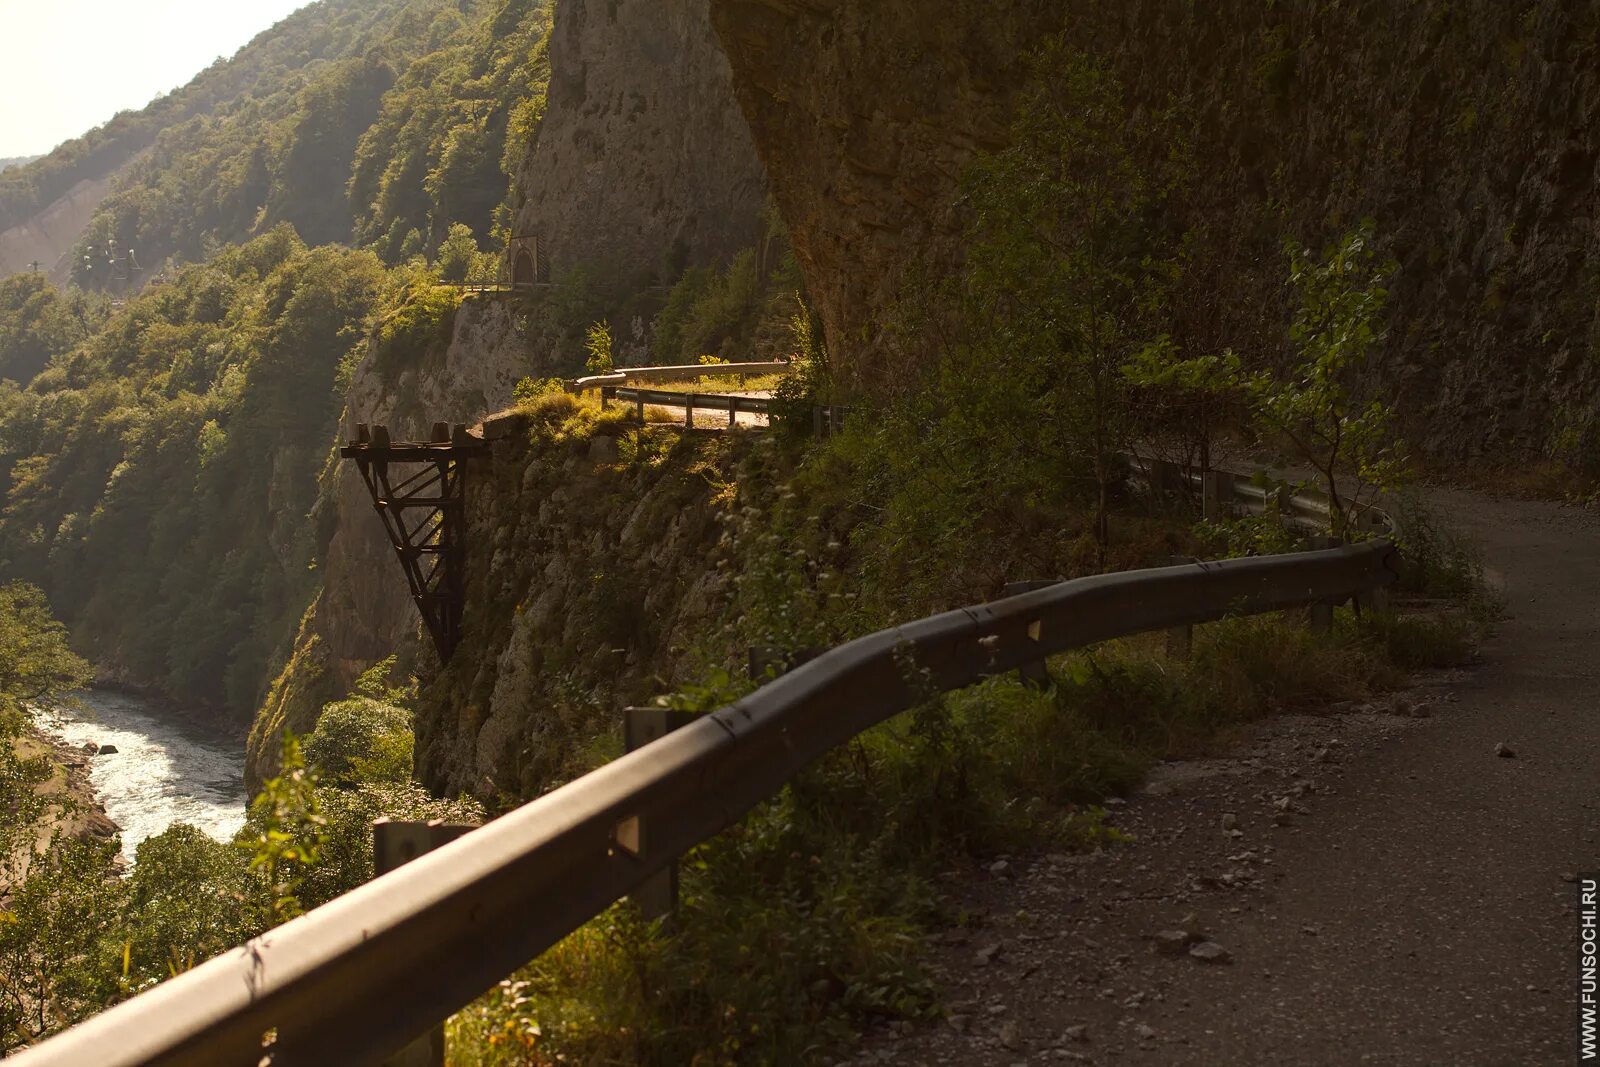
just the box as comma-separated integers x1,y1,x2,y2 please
97,743,119,755
81,741,99,754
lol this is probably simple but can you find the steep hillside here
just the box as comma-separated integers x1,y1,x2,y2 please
0,155,148,283
73,0,543,287
710,0,1600,466
0,158,39,175
0,0,560,296
0,0,427,256
0,229,386,720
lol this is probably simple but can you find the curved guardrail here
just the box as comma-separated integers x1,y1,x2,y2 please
12,517,1397,1066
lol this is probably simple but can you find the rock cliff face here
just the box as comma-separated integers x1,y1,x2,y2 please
250,0,770,785
248,296,540,786
710,0,1600,462
512,0,767,286
413,422,743,798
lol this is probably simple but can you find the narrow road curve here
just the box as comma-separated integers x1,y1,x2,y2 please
866,490,1597,1066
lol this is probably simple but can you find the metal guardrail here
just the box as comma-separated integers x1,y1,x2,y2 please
605,385,771,428
13,514,1397,1066
454,282,551,296
568,361,792,394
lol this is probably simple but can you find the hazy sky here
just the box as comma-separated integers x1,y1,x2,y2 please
0,0,311,158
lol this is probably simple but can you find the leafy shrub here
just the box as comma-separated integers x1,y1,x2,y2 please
584,321,614,375
435,223,497,284
371,278,460,384
300,782,485,911
123,827,262,988
303,698,415,787
513,377,565,405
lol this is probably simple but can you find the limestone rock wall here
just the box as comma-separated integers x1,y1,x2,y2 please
414,422,744,799
512,0,768,287
709,0,1600,462
248,297,541,786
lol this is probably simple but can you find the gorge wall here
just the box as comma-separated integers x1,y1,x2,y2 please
249,0,767,785
709,0,1600,464
513,0,767,287
413,420,745,799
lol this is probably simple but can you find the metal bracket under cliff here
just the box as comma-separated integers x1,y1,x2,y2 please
340,423,487,661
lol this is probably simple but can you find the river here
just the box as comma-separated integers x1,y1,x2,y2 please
35,688,248,856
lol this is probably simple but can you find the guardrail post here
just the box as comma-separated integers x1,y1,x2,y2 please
600,386,612,411
1202,471,1233,522
1307,535,1340,633
812,406,823,438
635,394,645,421
685,396,694,431
622,707,697,921
1351,510,1393,615
1162,558,1195,657
1001,581,1056,687
371,819,478,1067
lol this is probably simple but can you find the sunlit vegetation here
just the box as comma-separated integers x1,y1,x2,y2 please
0,655,480,1052
0,227,388,713
63,0,552,288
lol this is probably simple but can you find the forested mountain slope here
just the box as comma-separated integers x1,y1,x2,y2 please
0,0,414,240
72,0,553,287
0,0,554,293
0,229,387,716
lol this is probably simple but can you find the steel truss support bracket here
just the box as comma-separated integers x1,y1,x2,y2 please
340,422,488,661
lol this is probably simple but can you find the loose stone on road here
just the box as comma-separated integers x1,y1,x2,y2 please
857,489,1594,1066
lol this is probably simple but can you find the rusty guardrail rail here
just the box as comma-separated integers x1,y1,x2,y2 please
13,517,1397,1066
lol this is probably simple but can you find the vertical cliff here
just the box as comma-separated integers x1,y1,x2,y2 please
412,418,747,798
250,0,771,784
248,296,542,784
512,0,767,286
709,0,1600,462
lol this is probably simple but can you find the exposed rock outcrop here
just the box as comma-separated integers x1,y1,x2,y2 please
249,297,539,786
414,418,745,798
512,0,767,287
250,0,776,786
709,0,1600,462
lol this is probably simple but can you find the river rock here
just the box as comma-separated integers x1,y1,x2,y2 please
97,743,119,755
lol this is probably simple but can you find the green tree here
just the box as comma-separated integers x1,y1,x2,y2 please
0,276,102,383
962,40,1182,557
239,734,327,923
435,223,488,283
0,837,124,1049
585,320,615,374
303,698,415,787
1246,224,1405,532
121,827,260,992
